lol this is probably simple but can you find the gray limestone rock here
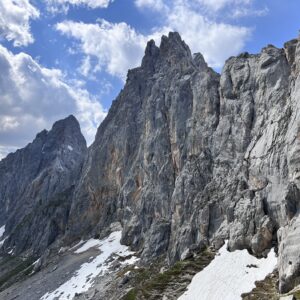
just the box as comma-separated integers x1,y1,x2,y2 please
2,32,300,295
0,115,87,257
65,32,300,292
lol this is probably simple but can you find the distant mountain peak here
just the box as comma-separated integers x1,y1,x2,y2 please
0,115,87,256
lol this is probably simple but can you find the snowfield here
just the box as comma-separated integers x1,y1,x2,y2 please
40,231,138,300
178,241,277,300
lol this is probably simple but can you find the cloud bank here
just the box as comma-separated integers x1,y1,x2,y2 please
56,20,148,80
0,45,106,159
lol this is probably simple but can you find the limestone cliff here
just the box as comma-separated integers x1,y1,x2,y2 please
65,33,300,292
2,32,300,294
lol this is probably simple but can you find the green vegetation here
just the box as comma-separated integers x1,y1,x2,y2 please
123,288,138,300
294,290,300,300
284,285,300,300
122,248,215,300
0,255,35,292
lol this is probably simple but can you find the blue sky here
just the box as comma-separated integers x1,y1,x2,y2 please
0,0,299,159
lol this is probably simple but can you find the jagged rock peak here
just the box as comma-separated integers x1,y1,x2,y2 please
193,52,208,69
159,32,191,57
35,114,86,154
52,114,80,129
142,32,190,59
143,39,159,58
140,32,196,74
5,115,86,162
50,114,85,142
141,39,160,71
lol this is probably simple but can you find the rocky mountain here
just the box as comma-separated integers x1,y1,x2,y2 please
0,115,87,257
1,32,300,298
65,32,300,293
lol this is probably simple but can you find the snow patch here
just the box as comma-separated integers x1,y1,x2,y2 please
178,241,277,300
58,247,68,254
0,237,7,247
69,240,85,252
0,226,7,247
53,158,64,171
124,270,131,276
74,238,102,254
33,258,41,266
0,225,5,239
40,231,138,300
67,145,73,151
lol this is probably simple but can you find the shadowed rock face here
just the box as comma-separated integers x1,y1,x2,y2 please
0,115,87,257
2,32,300,293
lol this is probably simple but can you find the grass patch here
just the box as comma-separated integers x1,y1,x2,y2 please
284,286,300,300
122,288,138,300
294,291,300,300
122,248,215,300
0,256,35,292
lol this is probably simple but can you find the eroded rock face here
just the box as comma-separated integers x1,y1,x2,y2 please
65,32,300,292
66,33,220,257
0,115,87,256
2,32,300,293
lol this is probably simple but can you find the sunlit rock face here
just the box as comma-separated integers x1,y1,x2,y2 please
66,32,220,259
62,32,300,291
2,32,300,293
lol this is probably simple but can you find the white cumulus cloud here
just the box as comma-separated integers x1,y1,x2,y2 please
46,0,114,13
165,2,251,67
56,0,252,78
56,19,149,80
134,0,167,11
0,0,39,46
0,45,106,159
195,0,252,11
